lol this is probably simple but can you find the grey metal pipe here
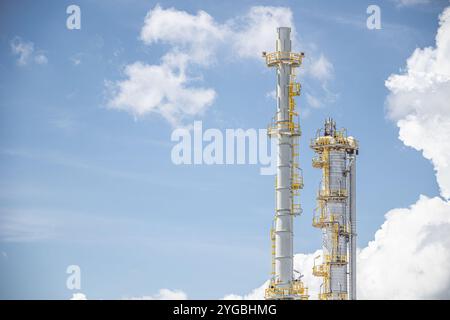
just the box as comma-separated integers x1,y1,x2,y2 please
274,27,293,288
349,154,357,300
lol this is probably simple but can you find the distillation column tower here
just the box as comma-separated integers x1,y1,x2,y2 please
263,27,308,300
311,118,358,300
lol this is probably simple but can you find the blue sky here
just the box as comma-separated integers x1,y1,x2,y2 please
0,0,449,299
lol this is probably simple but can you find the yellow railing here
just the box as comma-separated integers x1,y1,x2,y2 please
312,156,325,168
318,292,348,300
265,51,304,67
270,227,276,276
312,264,329,277
289,82,301,96
265,280,309,300
310,132,357,150
267,121,300,136
319,292,348,300
312,211,350,230
323,253,348,264
312,212,339,228
318,188,348,199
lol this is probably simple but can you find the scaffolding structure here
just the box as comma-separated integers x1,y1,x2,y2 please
263,27,308,300
310,118,358,300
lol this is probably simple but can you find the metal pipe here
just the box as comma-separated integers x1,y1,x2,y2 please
274,27,293,288
349,154,357,300
265,27,307,300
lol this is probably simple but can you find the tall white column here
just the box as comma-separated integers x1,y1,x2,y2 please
274,27,293,287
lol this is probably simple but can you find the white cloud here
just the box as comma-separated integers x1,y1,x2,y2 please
359,6,450,299
108,61,215,126
232,6,295,59
293,251,323,299
309,54,334,82
385,7,450,199
223,281,268,300
140,5,228,66
393,0,430,7
301,195,450,300
108,5,223,126
358,195,450,299
10,37,47,66
108,5,334,126
70,293,87,300
10,37,34,66
130,289,188,300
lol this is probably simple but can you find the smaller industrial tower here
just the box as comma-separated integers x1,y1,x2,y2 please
263,27,308,300
310,118,358,300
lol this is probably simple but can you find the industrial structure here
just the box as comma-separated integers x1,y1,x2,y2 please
311,118,358,300
262,27,358,300
263,27,308,300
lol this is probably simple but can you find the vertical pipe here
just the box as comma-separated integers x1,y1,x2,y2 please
274,27,293,288
349,154,357,300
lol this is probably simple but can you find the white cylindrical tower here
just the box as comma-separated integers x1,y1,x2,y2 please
264,27,308,300
275,27,293,287
311,118,358,300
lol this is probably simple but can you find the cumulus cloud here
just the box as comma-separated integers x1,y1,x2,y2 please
108,61,216,126
130,289,188,300
70,293,87,300
231,6,295,59
361,6,450,299
108,5,221,126
358,195,450,299
107,5,334,126
140,5,228,66
10,37,48,66
386,7,450,199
